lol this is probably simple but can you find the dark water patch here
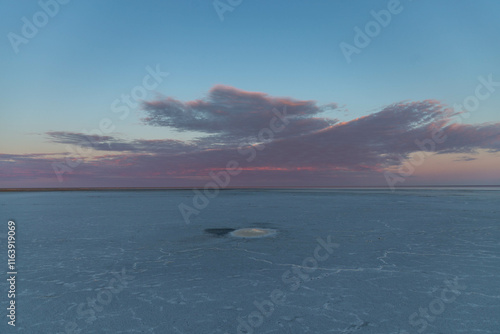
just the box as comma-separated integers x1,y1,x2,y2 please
204,228,236,237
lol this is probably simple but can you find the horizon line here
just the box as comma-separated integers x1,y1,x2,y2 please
1,185,499,192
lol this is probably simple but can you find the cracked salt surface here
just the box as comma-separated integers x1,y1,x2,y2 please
0,188,499,333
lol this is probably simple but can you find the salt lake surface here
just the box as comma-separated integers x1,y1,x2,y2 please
0,189,499,333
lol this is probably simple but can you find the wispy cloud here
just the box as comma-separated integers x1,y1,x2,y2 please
454,156,477,162
46,131,198,154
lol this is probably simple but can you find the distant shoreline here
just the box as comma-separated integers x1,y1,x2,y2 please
1,186,499,192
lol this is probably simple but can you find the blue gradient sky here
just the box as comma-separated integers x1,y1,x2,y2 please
1,0,500,187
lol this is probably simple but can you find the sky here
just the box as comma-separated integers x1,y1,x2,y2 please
1,0,500,188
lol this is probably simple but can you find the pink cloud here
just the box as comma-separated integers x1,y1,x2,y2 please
2,86,500,188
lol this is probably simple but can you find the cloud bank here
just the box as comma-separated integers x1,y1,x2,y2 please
1,85,500,187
